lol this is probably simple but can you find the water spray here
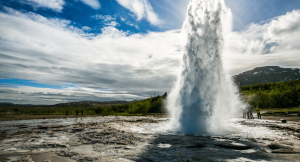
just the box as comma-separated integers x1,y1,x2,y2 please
166,0,244,135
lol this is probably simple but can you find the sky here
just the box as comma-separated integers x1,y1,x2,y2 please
0,0,300,105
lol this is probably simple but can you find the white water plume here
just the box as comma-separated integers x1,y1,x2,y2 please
166,0,244,135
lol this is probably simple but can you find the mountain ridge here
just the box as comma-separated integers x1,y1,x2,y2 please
233,66,300,86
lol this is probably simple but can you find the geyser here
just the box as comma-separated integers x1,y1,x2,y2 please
166,0,243,135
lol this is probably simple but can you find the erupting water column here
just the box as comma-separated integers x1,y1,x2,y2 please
167,0,243,135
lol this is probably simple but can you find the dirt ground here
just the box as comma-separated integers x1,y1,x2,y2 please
0,116,300,162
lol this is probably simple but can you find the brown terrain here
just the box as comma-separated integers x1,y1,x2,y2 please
0,114,299,162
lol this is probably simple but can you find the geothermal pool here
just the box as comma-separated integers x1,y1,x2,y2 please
0,116,299,162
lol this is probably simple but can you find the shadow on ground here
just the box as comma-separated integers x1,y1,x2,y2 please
135,134,288,162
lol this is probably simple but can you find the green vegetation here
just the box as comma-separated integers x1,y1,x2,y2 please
0,95,167,117
258,107,300,116
2,79,299,118
241,80,300,109
87,95,165,115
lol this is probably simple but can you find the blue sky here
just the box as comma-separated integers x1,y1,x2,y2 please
0,0,185,34
2,0,299,33
225,0,300,31
1,0,300,104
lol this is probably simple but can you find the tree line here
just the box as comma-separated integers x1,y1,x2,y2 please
240,80,300,109
5,79,299,116
0,93,167,116
87,94,166,115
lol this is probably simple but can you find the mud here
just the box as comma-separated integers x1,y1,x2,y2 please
0,116,300,162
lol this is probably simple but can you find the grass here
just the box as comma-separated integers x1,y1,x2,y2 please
259,106,300,111
111,113,163,116
260,107,300,116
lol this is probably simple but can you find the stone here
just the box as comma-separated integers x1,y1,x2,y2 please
268,144,281,150
186,143,205,148
215,143,251,150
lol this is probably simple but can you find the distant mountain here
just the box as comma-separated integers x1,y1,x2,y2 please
233,66,300,86
0,101,130,109
0,102,14,105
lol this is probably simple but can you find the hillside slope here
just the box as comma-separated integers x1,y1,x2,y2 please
234,66,300,86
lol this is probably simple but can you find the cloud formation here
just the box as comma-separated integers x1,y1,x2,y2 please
91,15,119,26
1,5,300,104
0,86,142,105
222,10,300,76
115,0,162,26
25,0,65,12
0,7,183,104
79,0,101,10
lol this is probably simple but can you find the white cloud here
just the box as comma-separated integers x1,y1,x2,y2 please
25,0,65,12
268,10,300,37
1,6,300,104
79,0,101,10
82,26,91,31
104,21,119,27
91,15,119,27
0,86,142,105
115,0,162,26
120,17,139,29
222,10,300,76
0,7,183,104
265,10,300,53
92,15,115,21
4,7,70,28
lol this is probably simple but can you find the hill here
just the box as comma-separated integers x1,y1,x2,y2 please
234,66,300,86
0,102,14,105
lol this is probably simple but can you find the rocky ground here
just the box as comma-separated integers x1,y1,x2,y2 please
0,116,300,162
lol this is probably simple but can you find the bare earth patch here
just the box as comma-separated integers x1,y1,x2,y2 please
0,116,299,162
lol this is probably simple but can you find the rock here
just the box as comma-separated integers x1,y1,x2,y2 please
248,138,257,142
44,160,51,162
116,142,127,145
187,156,202,162
271,149,296,154
70,128,84,133
268,143,297,154
16,125,28,129
124,146,136,150
281,119,287,123
157,143,171,148
268,144,281,150
48,143,67,148
186,143,205,148
215,143,251,150
262,138,273,141
38,126,49,129
91,139,103,144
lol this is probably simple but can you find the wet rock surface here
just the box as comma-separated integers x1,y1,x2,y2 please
0,116,299,161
